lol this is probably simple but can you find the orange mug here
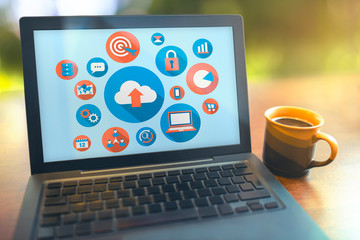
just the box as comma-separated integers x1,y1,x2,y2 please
263,106,338,178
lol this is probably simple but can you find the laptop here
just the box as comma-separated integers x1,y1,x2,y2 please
15,15,328,240
166,111,196,133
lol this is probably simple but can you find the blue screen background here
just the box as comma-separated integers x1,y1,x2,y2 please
33,26,240,162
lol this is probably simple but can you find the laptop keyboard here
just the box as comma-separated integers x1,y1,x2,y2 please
38,162,282,239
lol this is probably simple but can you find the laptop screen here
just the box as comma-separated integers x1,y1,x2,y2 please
31,24,241,163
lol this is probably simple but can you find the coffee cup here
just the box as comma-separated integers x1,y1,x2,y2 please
263,106,338,178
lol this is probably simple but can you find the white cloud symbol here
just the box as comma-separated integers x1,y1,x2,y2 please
114,80,157,105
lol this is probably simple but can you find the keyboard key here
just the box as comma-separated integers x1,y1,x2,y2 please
139,173,152,179
108,182,121,190
148,204,162,213
231,176,245,184
138,195,152,205
57,225,74,238
132,206,146,215
117,189,130,198
44,196,67,206
41,216,59,226
62,187,76,196
164,202,178,211
93,184,107,192
180,175,193,182
209,196,224,205
194,198,209,207
78,185,92,194
110,176,123,182
218,178,232,186
72,203,86,213
209,166,221,171
168,170,180,176
225,185,240,193
125,175,138,181
147,186,160,194
93,220,113,234
153,194,166,203
183,190,197,199
98,209,113,220
245,174,264,189
43,204,70,216
218,204,234,215
212,187,227,195
235,206,249,213
94,178,108,184
162,184,175,193
132,188,145,196
197,188,212,197
47,182,62,189
166,176,180,184
195,167,208,173
75,222,91,235
85,193,99,202
89,200,103,211
190,181,204,189
246,200,260,206
70,194,83,203
222,164,235,170
101,191,115,200
224,194,239,203
198,206,218,218
233,168,252,176
153,172,166,178
152,178,166,186
193,173,206,181
79,179,93,185
80,212,95,222
168,192,182,201
176,183,190,191
265,202,279,209
63,181,77,187
46,189,61,197
239,182,254,191
116,208,130,218
116,209,198,230
204,179,218,188
219,170,233,178
181,169,194,174
238,190,270,201
179,199,194,209
249,203,264,211
123,181,137,189
122,197,136,206
38,227,54,240
138,179,151,187
234,163,247,168
62,213,77,224
106,199,119,209
206,172,220,179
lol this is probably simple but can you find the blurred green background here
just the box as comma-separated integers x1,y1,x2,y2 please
0,0,359,93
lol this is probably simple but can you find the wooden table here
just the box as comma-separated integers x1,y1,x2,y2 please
0,74,359,239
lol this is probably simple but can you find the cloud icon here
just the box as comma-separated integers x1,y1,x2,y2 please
115,81,157,107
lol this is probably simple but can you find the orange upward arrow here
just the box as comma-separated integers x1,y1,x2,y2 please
128,88,143,107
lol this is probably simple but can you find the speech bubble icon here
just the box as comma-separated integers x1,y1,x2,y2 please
91,62,105,74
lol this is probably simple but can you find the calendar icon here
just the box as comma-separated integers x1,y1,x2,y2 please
73,136,91,152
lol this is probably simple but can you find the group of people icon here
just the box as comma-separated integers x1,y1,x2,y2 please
106,129,126,148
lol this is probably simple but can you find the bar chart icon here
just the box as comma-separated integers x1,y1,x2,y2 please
193,39,213,59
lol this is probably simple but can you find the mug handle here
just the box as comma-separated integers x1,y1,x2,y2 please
308,132,338,168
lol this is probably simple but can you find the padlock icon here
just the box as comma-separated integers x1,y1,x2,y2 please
165,50,179,71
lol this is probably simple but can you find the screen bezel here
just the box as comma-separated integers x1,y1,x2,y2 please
20,15,251,174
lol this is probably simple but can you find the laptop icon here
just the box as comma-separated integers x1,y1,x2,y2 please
14,15,328,240
166,110,196,133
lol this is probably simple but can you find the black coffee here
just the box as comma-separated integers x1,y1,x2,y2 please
273,117,313,127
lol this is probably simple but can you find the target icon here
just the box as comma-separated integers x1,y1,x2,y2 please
106,31,140,63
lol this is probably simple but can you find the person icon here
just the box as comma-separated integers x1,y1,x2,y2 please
113,129,119,143
119,138,126,146
107,139,113,148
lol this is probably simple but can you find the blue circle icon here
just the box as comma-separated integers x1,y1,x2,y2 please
193,39,213,58
136,127,156,146
76,104,101,127
87,57,108,77
104,66,165,123
160,103,201,143
155,46,187,77
151,33,165,46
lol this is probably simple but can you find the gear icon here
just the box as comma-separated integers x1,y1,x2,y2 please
88,113,99,123
80,109,90,118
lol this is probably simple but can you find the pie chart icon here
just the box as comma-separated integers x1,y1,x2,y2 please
187,63,218,95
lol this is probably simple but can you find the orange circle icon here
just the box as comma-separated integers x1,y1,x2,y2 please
102,127,130,153
202,98,219,114
73,135,91,152
56,60,78,80
106,31,140,63
169,86,185,100
74,80,96,100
